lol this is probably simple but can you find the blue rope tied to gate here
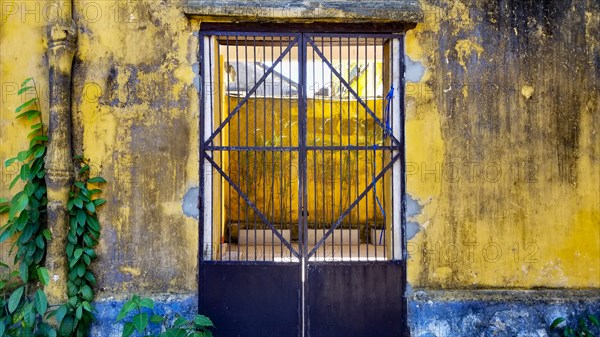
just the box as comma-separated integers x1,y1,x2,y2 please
372,144,386,245
383,86,394,139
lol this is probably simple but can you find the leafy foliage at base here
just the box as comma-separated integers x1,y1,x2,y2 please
551,313,600,337
117,295,215,337
51,157,106,337
0,78,107,336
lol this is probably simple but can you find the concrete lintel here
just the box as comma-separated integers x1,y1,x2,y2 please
185,0,423,24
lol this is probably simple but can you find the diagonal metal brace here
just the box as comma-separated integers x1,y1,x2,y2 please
307,37,402,147
203,152,301,258
307,152,401,258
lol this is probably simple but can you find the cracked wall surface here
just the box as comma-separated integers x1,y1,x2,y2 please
405,0,599,289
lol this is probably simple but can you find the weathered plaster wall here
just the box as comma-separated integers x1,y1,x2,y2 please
1,0,201,296
0,0,50,264
1,0,599,335
404,0,600,289
70,0,201,295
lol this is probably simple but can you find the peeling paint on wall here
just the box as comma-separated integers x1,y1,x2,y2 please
405,0,600,289
405,55,425,82
407,221,422,240
183,187,199,219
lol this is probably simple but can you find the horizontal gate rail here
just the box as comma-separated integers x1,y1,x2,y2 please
205,146,300,152
305,145,399,151
305,32,402,39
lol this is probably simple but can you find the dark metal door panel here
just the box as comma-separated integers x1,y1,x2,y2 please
306,263,406,337
201,263,300,337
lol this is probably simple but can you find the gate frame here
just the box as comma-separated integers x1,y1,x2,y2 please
198,27,409,337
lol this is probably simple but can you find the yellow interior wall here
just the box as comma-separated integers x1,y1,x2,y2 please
222,96,387,228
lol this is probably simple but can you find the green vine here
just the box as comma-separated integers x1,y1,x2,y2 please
52,156,105,337
0,78,106,336
0,78,55,336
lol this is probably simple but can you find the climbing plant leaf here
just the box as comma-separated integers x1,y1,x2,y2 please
0,78,57,336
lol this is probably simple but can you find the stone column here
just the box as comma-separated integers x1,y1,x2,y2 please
44,20,77,305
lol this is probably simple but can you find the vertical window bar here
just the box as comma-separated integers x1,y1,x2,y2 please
210,37,217,260
215,38,223,261
374,38,379,260
365,38,370,261
234,36,246,262
278,37,284,260
258,37,264,261
270,36,275,261
224,37,231,261
314,38,322,258
342,36,347,259
320,36,326,260
288,40,293,261
208,36,214,259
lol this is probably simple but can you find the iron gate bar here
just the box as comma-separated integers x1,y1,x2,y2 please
203,152,301,258
198,26,205,270
299,32,309,337
205,145,399,151
203,34,300,147
201,31,304,37
307,152,401,258
305,37,403,148
205,146,300,151
303,32,401,38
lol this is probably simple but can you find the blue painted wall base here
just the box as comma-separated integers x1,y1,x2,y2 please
409,290,600,337
89,290,600,336
91,294,197,337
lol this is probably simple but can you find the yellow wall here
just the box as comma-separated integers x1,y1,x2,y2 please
2,0,201,294
1,0,598,295
0,0,50,266
404,1,599,288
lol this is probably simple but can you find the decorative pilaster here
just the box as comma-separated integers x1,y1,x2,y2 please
44,20,77,305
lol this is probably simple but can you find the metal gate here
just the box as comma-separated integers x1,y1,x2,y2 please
199,31,406,337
